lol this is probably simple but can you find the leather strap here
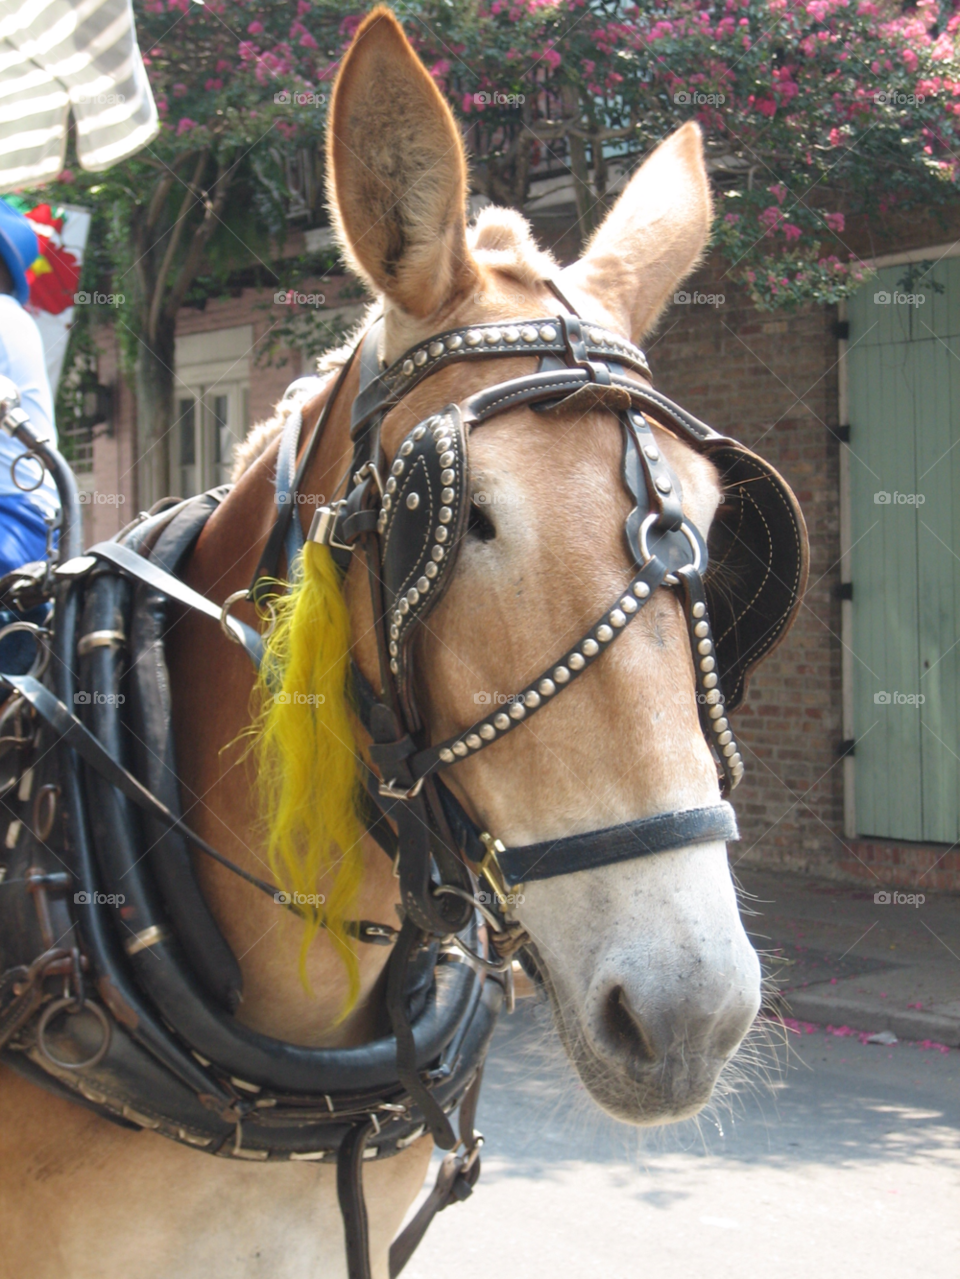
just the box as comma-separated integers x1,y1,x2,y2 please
337,1120,376,1279
495,802,740,887
275,400,306,570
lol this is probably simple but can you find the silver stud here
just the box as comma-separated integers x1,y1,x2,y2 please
697,639,712,656
692,602,706,618
391,459,405,477
524,690,541,709
439,747,455,764
439,507,452,524
432,420,446,436
389,640,398,657
441,487,455,504
466,733,482,749
596,625,614,643
609,609,626,629
554,665,570,684
703,673,718,689
520,325,538,342
446,334,463,351
466,330,483,346
485,328,501,344
479,724,496,741
431,545,445,560
621,596,637,614
417,576,429,594
731,753,743,768
406,587,419,605
406,491,420,511
429,340,444,358
494,712,510,730
634,581,651,599
693,621,709,639
708,703,724,719
385,477,397,495
539,324,557,341
569,652,586,671
435,527,448,543
717,730,732,746
582,638,599,657
390,658,399,674
644,444,660,462
441,469,455,486
722,742,737,758
378,512,387,533
655,475,672,494
714,717,728,733
382,494,392,512
453,741,469,757
400,440,414,457
402,359,414,376
435,437,452,454
508,702,526,720
440,451,455,468
390,625,399,639
538,679,556,697
705,690,722,705
590,327,604,343
393,611,403,625
413,424,426,441
503,325,519,343
700,656,715,673
414,350,427,367
425,562,438,579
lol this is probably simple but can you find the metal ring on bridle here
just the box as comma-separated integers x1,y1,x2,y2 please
220,589,276,645
36,997,112,1071
638,512,702,575
10,450,45,493
0,621,50,678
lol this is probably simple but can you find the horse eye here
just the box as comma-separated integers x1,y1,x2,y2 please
467,501,497,542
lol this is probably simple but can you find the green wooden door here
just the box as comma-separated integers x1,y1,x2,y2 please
847,260,960,842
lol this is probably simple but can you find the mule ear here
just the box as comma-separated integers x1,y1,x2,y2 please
327,7,477,318
560,122,712,342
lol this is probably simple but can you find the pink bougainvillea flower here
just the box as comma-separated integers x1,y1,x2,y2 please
176,117,197,136
825,212,845,232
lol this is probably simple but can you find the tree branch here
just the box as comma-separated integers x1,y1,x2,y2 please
146,149,209,344
163,153,234,322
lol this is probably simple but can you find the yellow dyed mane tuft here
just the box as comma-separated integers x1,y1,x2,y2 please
252,539,364,1012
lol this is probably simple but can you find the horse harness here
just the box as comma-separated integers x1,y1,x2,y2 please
0,287,807,1278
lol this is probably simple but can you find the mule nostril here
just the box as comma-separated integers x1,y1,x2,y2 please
604,986,658,1064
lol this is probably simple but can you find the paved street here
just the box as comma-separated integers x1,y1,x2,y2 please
406,980,959,1278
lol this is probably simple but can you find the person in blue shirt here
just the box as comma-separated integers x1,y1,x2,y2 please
0,199,59,675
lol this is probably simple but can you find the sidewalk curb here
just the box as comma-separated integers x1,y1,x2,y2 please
774,991,960,1047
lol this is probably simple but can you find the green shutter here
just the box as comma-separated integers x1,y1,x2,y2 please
847,260,960,842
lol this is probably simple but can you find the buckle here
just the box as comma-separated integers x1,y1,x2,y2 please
639,513,701,584
307,502,352,552
378,776,425,801
478,831,510,900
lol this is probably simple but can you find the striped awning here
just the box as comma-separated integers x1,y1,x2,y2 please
0,0,159,192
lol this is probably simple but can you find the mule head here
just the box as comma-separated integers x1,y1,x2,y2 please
329,9,761,1124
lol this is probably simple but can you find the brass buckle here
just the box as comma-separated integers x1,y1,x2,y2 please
478,831,510,900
